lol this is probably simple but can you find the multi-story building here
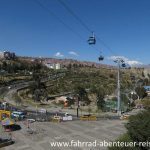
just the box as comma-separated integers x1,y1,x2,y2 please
44,62,61,70
0,51,4,59
0,51,16,60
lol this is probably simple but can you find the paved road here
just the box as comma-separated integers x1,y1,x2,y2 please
1,119,126,150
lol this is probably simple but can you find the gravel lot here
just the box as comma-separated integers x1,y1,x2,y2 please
1,119,127,150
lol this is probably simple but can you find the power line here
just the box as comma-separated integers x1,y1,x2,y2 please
96,36,118,56
57,0,92,33
33,0,100,57
57,0,118,56
34,0,119,59
33,0,85,40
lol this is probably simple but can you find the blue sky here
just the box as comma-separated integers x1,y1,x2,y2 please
0,0,150,65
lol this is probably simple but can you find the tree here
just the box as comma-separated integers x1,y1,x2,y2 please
135,86,147,99
142,71,145,77
109,110,150,150
67,63,72,70
126,110,150,150
108,133,140,150
141,99,150,110
13,93,22,106
91,86,106,111
30,73,47,102
74,86,90,105
96,87,106,111
128,93,138,101
2,61,7,70
142,78,149,86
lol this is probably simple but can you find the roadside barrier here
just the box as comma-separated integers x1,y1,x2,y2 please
52,116,61,123
80,115,97,121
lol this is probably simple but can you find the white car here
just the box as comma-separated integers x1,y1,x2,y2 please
27,119,36,123
11,111,26,119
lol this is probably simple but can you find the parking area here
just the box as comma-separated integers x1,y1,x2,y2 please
1,119,127,150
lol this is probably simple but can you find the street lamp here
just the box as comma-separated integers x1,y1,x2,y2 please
114,58,126,116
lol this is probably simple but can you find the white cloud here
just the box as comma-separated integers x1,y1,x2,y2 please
108,56,143,66
108,56,128,61
54,52,64,57
68,51,78,56
127,60,143,66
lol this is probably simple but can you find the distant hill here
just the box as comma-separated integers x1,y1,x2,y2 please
19,56,115,69
141,64,150,72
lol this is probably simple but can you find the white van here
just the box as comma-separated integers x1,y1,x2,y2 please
11,111,26,119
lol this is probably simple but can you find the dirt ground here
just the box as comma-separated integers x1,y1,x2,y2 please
0,119,126,150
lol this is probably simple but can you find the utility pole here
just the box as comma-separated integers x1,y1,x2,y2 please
77,96,79,118
75,94,80,118
117,62,121,116
114,58,126,116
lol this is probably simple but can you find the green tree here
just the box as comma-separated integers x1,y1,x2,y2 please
13,93,22,106
126,110,150,150
74,86,90,105
30,73,47,102
109,110,150,150
142,78,149,86
91,86,106,111
141,99,150,109
108,133,140,150
96,87,106,111
135,86,147,99
2,61,7,70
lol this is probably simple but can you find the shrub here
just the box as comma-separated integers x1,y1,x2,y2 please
108,133,140,150
126,110,150,150
109,110,150,150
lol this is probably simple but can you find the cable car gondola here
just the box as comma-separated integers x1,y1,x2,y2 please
122,63,126,67
98,50,104,61
88,32,96,45
98,55,104,61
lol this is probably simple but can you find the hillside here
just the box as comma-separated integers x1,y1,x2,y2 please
19,56,115,69
1,56,150,112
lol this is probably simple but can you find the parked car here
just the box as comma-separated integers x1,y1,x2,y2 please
38,109,47,114
11,111,26,120
27,119,36,123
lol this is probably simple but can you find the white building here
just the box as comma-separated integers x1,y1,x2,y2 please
0,51,16,60
45,63,55,69
55,63,61,70
45,63,61,70
0,51,4,59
